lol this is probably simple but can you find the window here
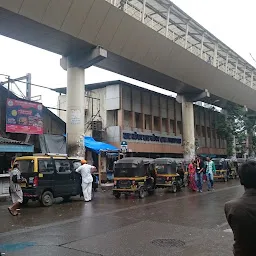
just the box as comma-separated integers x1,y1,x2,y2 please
170,120,175,134
177,121,182,135
135,112,142,129
162,118,167,132
107,110,118,126
153,116,160,131
196,125,201,137
207,127,211,138
144,115,152,130
38,159,55,174
124,110,132,128
73,161,81,171
202,126,206,137
17,160,34,173
55,159,71,174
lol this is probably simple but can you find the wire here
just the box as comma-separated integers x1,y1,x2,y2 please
0,77,60,92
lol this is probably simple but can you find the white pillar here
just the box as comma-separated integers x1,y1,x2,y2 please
66,63,85,157
184,23,189,49
181,96,195,162
213,42,218,67
200,33,204,59
165,6,171,37
141,0,146,23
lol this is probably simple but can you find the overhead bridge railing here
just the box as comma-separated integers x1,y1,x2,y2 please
106,0,256,89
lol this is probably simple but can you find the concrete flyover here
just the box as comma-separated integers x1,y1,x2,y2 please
0,0,255,110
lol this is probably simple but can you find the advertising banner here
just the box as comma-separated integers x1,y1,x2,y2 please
6,98,43,135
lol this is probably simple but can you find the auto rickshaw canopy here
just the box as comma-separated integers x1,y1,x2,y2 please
154,158,177,175
114,157,154,177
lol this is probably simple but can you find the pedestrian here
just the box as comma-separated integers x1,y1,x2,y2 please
195,156,204,193
76,159,96,202
188,159,197,191
224,160,256,256
8,163,26,216
206,157,216,191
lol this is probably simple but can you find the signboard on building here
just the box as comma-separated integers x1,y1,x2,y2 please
123,132,182,145
6,98,43,135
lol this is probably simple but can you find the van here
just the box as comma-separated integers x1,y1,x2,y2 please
14,154,82,206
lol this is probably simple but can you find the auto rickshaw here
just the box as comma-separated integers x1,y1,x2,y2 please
113,157,155,199
212,158,228,182
225,159,238,179
155,158,181,193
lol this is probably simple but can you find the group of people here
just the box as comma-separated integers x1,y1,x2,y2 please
188,156,216,192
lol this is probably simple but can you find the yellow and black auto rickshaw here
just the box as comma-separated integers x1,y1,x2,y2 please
155,158,181,193
212,158,228,182
113,157,155,199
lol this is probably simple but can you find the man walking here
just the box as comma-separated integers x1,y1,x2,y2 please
8,163,26,216
76,159,96,202
206,157,216,191
195,156,204,193
225,160,256,256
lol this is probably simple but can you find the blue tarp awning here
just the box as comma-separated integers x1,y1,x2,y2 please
84,136,118,154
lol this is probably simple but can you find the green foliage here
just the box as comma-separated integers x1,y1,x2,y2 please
214,101,256,156
214,102,246,156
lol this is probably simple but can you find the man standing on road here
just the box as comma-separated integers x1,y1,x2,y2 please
76,160,96,202
195,156,204,193
8,163,26,216
225,161,256,256
206,157,216,191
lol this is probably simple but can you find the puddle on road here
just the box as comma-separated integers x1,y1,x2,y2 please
0,242,36,252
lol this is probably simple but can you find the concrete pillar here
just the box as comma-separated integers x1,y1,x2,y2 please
66,64,85,157
181,96,195,161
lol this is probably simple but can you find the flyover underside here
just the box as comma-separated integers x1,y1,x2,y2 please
0,4,254,110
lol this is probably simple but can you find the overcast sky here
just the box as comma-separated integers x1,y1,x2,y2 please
0,0,255,112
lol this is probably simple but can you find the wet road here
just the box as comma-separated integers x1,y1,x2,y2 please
0,180,242,256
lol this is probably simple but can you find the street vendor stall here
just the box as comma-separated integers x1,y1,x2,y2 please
84,136,119,185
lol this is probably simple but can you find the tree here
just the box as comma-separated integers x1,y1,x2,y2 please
214,102,246,157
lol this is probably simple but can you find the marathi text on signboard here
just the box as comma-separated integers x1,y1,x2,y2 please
123,132,182,145
6,98,43,135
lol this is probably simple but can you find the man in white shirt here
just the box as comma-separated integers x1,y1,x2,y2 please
76,159,96,202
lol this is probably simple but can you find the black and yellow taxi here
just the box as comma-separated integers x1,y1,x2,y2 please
14,153,82,206
113,157,155,199
155,158,181,193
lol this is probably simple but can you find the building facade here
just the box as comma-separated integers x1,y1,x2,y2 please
57,80,227,158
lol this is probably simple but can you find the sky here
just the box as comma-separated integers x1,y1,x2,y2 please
0,0,255,113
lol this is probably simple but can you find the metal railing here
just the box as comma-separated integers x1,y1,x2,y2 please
105,0,255,88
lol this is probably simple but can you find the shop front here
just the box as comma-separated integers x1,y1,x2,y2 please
0,137,34,197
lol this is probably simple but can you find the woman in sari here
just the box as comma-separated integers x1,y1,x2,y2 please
188,160,197,191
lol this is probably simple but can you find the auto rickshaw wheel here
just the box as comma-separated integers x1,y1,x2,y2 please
139,188,145,199
40,191,54,207
114,192,121,199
